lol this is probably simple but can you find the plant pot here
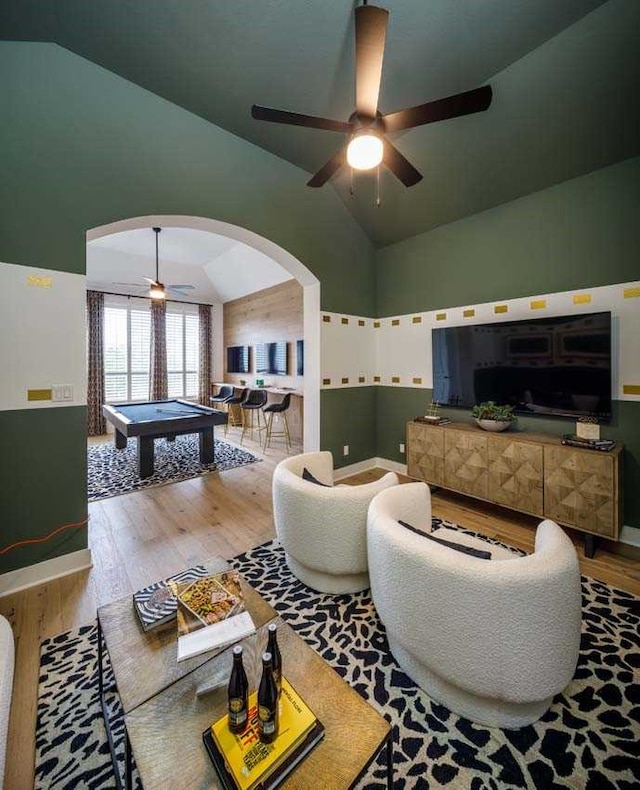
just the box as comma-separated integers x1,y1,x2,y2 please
476,418,511,432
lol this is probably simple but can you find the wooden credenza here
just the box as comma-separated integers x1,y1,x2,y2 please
406,420,623,556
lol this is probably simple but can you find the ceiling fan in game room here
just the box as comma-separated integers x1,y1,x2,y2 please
251,0,492,190
113,227,195,300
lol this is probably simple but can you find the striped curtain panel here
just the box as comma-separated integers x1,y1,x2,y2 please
198,304,212,406
86,290,106,436
150,299,168,400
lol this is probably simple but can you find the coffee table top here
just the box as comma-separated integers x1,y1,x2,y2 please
97,557,276,713
125,617,391,789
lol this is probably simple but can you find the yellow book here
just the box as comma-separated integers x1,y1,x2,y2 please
205,677,323,790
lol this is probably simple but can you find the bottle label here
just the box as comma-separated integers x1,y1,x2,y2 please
258,706,276,734
229,699,247,725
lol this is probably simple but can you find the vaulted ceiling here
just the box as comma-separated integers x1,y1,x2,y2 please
4,0,639,248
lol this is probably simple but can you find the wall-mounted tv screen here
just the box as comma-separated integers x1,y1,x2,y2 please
432,311,612,422
227,345,250,374
296,339,304,376
256,341,288,376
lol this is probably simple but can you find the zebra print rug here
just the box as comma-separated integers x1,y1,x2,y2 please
88,434,259,501
35,527,640,789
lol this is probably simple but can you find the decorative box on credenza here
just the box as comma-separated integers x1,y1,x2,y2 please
406,420,623,558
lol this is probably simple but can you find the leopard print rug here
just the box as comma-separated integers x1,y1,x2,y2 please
88,434,259,501
35,526,640,789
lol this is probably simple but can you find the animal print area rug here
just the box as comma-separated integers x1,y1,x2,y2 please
35,527,640,790
88,434,259,501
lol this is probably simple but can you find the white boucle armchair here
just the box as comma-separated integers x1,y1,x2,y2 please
0,615,14,786
272,451,399,593
367,482,582,728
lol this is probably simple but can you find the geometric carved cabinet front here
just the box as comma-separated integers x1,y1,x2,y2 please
444,430,488,500
543,447,617,538
407,422,444,486
487,437,543,516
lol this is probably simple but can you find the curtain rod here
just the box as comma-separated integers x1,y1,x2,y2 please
87,288,214,307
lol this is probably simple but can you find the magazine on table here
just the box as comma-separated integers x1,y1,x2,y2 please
170,570,255,662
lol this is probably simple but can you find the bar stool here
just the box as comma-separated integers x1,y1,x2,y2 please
225,387,248,433
240,389,268,444
263,393,292,451
210,384,234,410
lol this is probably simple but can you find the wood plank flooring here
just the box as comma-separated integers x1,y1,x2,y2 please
1,436,638,789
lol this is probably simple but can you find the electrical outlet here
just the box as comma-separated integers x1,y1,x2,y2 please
343,445,349,456
399,443,405,454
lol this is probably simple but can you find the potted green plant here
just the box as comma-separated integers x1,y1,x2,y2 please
471,401,516,432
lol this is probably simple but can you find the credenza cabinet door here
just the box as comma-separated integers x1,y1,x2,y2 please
543,446,617,538
487,437,544,517
444,431,488,500
407,422,444,486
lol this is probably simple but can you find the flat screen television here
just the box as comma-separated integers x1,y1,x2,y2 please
432,311,612,421
227,345,250,374
256,341,288,376
296,339,304,376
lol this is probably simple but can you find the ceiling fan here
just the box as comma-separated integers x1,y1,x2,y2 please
251,1,492,188
114,227,195,300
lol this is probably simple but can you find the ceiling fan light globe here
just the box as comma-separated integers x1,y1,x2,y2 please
347,133,383,170
150,284,166,300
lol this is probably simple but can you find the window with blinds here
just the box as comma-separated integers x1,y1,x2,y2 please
166,308,199,399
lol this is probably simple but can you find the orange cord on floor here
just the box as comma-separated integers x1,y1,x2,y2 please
0,517,89,556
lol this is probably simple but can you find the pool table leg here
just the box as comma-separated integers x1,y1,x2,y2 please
199,427,215,466
114,430,127,450
138,436,154,478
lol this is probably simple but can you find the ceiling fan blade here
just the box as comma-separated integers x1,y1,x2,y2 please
251,105,351,133
307,146,347,188
112,282,144,287
355,4,389,119
167,284,195,291
383,85,493,133
142,276,159,286
383,139,423,187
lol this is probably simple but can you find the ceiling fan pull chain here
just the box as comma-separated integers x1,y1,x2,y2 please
376,164,381,208
350,167,355,198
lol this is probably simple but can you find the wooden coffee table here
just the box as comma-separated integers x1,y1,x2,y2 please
97,560,393,789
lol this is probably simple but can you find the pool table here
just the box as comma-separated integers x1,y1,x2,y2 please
102,399,228,479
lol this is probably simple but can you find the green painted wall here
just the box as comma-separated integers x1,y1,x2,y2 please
0,407,88,574
321,388,377,471
0,41,377,574
375,159,640,528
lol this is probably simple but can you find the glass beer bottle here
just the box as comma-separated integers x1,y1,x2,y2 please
227,645,249,734
257,651,279,743
266,622,282,697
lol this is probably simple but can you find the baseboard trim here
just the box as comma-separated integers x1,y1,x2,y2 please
0,548,93,598
333,456,407,481
619,525,640,548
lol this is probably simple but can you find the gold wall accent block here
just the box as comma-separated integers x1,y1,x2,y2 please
341,317,349,325
27,388,52,401
391,376,400,384
374,376,381,382
391,319,400,326
27,274,53,288
463,309,475,318
412,316,422,324
358,376,365,384
494,305,508,314
374,321,381,328
623,287,640,299
412,377,422,385
322,315,331,322
358,319,366,326
530,299,546,310
341,377,349,384
322,378,331,386
436,313,446,321
573,293,592,305
623,384,640,395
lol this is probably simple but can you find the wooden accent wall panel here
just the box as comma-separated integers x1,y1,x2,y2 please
406,422,444,485
444,431,488,500
487,437,543,516
543,447,619,538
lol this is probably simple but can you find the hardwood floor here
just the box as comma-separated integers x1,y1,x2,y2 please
1,437,638,789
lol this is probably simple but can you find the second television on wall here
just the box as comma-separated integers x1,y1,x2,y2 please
256,341,288,376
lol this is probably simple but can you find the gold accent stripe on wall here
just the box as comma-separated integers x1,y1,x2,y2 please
27,389,52,401
374,376,381,383
322,315,331,322
494,304,508,314
463,309,475,318
341,377,349,384
573,293,592,305
341,317,349,324
391,319,400,326
391,376,400,384
623,385,640,395
436,313,446,321
412,316,422,324
530,299,546,310
374,321,380,328
412,377,422,385
358,376,365,383
358,319,366,326
624,287,640,299
322,378,331,386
